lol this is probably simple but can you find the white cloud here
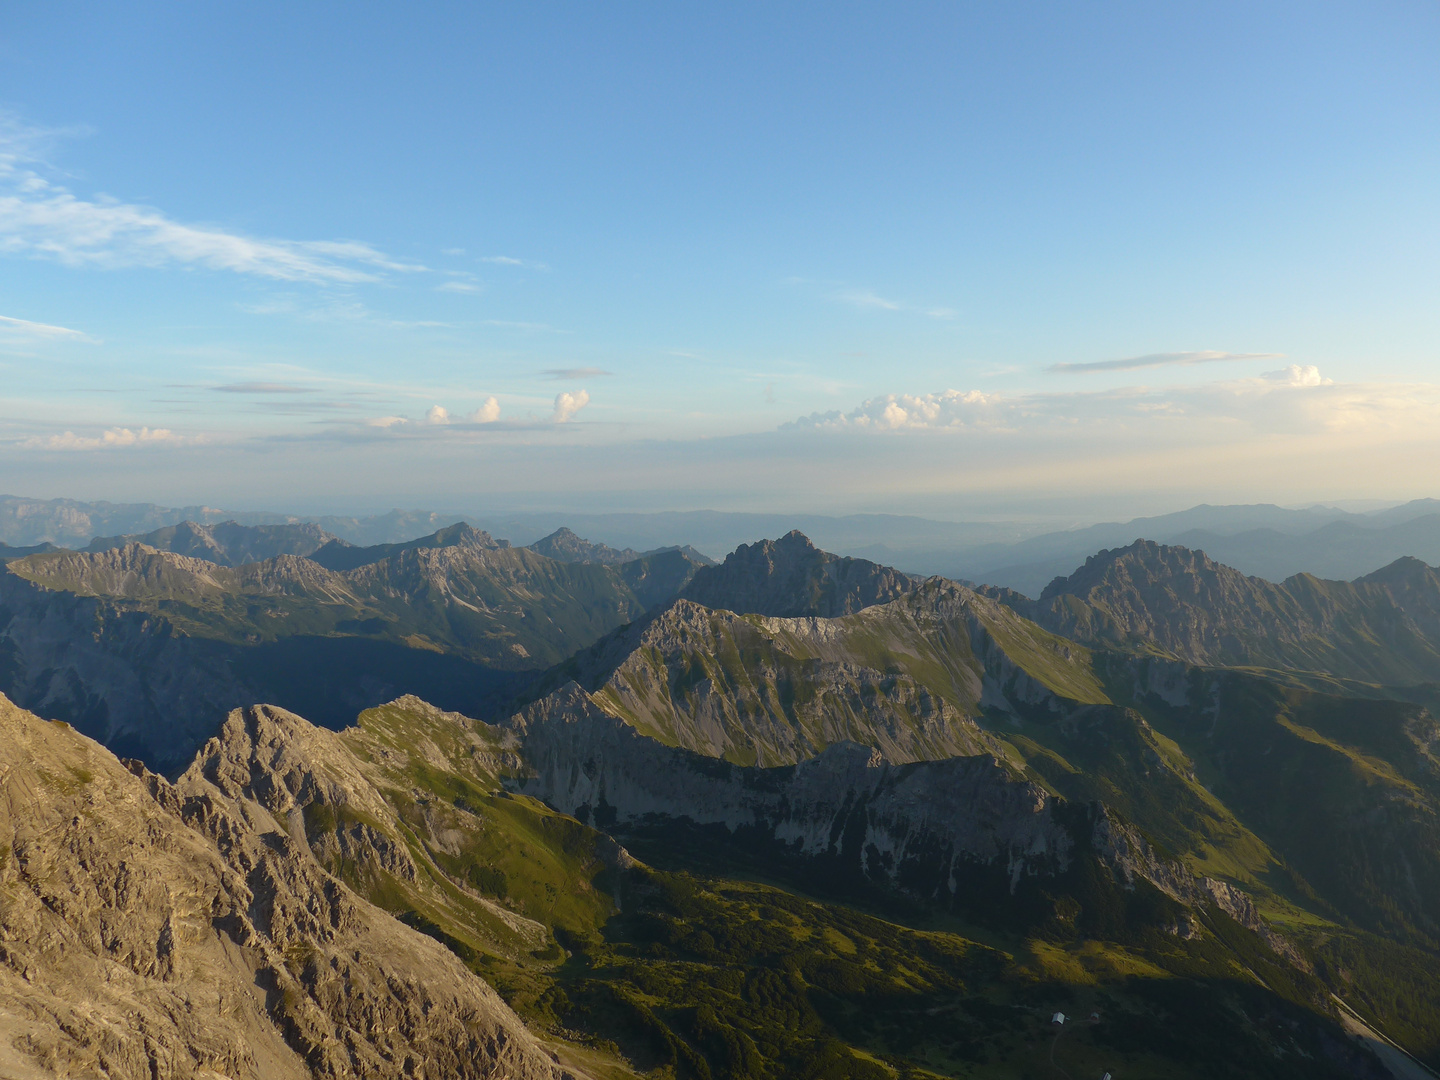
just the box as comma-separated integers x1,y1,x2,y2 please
552,389,590,423
788,389,1001,431
437,280,482,293
367,415,408,428
0,116,425,284
1265,363,1331,387
20,426,188,450
785,367,1429,441
470,396,501,423
0,313,95,342
425,405,450,425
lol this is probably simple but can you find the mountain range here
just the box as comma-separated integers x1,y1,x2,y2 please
14,491,1440,588
0,522,704,769
3,519,1440,1076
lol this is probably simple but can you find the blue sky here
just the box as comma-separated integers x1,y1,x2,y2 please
2,2,1438,518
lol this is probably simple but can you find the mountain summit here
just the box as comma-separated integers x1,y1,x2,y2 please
527,527,641,564
680,530,916,617
1000,538,1440,683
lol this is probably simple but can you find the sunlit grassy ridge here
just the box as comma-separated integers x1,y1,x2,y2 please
556,582,1108,769
284,697,1385,1079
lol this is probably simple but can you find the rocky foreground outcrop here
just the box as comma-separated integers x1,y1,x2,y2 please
0,692,581,1080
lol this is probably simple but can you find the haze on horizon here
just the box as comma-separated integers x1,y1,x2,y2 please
2,3,1438,522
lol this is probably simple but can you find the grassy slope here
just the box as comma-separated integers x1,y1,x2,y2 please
290,698,1386,1080
1095,658,1440,1061
523,581,1440,1067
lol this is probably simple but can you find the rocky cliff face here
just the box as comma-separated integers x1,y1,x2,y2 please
0,692,581,1080
508,684,1072,890
506,683,1248,920
680,530,917,618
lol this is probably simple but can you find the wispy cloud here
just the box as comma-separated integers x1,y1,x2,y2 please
437,280,483,294
0,313,96,342
837,289,902,311
1048,350,1283,374
0,113,426,284
542,366,610,379
480,255,548,269
833,288,954,319
211,381,314,394
480,319,570,333
237,295,451,328
552,389,590,423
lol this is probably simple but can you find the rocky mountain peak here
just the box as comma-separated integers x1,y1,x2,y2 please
307,521,504,572
679,530,916,617
1039,539,1238,602
430,521,500,549
1357,554,1438,587
527,526,640,564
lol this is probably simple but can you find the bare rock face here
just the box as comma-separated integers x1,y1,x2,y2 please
508,683,1075,894
507,684,1278,932
0,693,581,1080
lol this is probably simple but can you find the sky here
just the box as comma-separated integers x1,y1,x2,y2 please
1,2,1438,521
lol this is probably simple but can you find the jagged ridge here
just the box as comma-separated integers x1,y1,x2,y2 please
990,539,1440,684
0,692,580,1080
